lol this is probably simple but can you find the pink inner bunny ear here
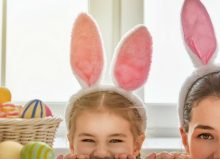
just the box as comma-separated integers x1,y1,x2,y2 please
181,0,216,65
113,26,152,91
70,13,104,87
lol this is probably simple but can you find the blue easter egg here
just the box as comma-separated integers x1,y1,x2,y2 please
21,99,46,118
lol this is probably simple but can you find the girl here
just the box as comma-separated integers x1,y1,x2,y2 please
179,70,220,158
57,12,152,159
178,0,220,158
60,88,146,159
148,0,219,158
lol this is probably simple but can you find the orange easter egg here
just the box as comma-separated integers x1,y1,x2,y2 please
0,87,11,104
0,103,20,118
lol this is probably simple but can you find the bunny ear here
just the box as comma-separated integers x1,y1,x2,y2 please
113,25,152,91
181,0,217,66
70,13,104,88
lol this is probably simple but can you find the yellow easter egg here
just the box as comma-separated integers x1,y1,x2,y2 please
21,99,46,118
0,141,23,159
0,87,11,103
21,142,55,159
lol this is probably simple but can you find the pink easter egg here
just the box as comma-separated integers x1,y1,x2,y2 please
45,104,53,117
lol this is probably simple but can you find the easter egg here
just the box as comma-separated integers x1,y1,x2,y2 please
21,99,46,118
0,111,6,118
21,142,55,159
0,87,11,103
0,103,20,118
45,104,53,117
0,141,23,159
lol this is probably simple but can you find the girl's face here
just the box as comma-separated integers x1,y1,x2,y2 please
69,110,144,158
180,96,220,159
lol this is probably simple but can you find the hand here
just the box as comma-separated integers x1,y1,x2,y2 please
145,153,156,159
57,154,135,159
172,153,191,159
145,152,174,159
115,154,136,159
145,152,191,159
56,154,89,159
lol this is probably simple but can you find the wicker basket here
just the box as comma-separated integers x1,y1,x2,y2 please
0,117,62,147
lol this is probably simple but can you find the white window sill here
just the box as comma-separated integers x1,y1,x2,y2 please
53,137,184,156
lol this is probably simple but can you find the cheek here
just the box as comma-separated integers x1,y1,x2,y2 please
73,142,95,155
189,138,216,158
109,138,135,154
110,144,133,154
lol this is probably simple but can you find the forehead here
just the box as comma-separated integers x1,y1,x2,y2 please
74,110,133,136
191,96,220,128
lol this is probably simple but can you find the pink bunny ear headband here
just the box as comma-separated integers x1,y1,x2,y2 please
179,0,218,126
65,13,153,131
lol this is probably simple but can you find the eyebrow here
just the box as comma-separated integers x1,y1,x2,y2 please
109,133,127,138
195,125,214,130
78,133,127,137
79,133,94,137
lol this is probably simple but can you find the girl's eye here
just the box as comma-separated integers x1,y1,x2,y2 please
198,133,214,140
81,139,95,142
109,139,123,143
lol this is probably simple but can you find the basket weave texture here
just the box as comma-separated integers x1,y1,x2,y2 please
0,117,62,147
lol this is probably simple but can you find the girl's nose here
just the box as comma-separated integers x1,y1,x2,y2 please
92,145,112,159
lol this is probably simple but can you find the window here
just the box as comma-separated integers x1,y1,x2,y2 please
143,0,220,137
144,0,192,103
1,0,88,137
5,0,88,102
5,0,220,139
144,0,220,103
1,0,178,138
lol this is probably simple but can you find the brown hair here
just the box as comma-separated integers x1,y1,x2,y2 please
183,72,220,132
68,90,146,141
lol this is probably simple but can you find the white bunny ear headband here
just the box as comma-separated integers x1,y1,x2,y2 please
179,0,219,126
65,13,153,130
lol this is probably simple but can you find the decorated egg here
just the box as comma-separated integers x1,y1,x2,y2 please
0,111,6,118
0,87,11,104
0,141,23,159
21,142,55,159
21,99,46,118
45,104,53,117
0,103,20,118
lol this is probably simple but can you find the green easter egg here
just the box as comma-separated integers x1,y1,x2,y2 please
21,142,55,159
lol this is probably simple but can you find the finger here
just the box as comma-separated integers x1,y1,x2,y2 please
174,153,191,159
57,155,64,159
76,155,90,159
156,152,174,159
145,153,156,159
84,155,90,159
119,154,128,159
115,154,128,159
115,154,120,159
64,154,76,159
127,154,136,159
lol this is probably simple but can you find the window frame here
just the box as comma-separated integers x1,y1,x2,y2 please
1,0,6,86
